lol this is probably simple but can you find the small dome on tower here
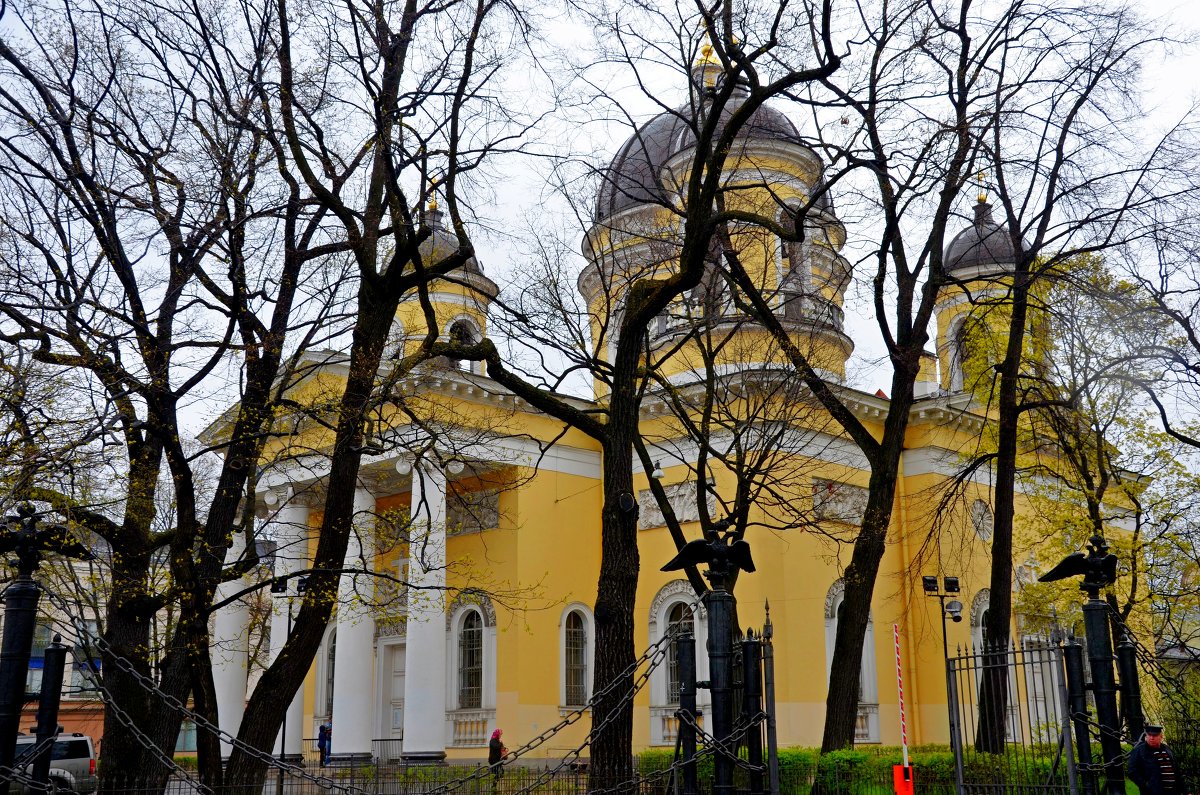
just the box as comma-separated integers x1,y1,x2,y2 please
421,207,498,298
944,198,1020,274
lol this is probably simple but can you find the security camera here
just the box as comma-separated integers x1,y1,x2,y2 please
946,599,964,623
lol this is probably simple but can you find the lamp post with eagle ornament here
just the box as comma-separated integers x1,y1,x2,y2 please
0,503,93,794
662,517,756,795
1039,534,1126,795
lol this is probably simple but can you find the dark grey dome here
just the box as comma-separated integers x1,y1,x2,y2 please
421,209,484,276
420,209,498,297
945,200,1018,273
593,95,800,223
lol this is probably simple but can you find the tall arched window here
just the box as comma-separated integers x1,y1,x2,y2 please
825,580,879,742
949,319,970,392
564,611,589,707
666,603,695,706
447,320,478,372
458,610,483,709
324,629,337,718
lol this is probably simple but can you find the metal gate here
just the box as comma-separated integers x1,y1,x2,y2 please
948,641,1078,795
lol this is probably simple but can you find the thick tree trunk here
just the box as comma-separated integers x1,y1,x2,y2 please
589,328,642,792
820,371,919,753
224,288,395,787
98,550,184,791
977,269,1030,753
819,464,901,752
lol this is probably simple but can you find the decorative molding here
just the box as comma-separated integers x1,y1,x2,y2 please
824,578,845,621
647,579,701,635
813,479,869,525
638,482,715,531
446,592,496,629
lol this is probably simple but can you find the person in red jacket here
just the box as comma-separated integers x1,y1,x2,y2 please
488,728,507,790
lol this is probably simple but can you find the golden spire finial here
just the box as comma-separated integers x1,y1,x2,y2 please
976,170,988,203
427,177,440,212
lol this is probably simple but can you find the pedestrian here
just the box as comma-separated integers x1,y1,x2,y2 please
1129,724,1193,795
488,728,507,791
317,721,332,767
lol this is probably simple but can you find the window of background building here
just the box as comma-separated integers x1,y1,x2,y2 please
27,623,53,693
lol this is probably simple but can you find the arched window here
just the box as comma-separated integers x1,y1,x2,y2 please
457,610,483,709
949,319,970,392
969,589,1021,741
647,581,708,746
564,610,590,707
970,589,992,649
447,320,478,373
666,603,695,706
824,580,879,742
324,629,337,718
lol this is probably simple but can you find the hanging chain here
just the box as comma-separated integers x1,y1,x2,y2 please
39,583,687,793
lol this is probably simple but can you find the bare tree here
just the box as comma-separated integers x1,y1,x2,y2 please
0,0,543,787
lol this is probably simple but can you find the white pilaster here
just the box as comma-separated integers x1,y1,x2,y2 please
401,462,449,761
330,485,377,763
268,490,309,759
213,532,252,757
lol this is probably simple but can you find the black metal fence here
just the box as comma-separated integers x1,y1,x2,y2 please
947,640,1077,795
0,759,964,795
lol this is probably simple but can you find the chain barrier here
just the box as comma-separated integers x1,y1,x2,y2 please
0,734,58,792
38,583,684,794
676,709,769,773
38,584,370,795
502,631,677,795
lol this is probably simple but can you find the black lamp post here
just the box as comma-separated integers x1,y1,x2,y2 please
0,504,92,795
661,517,755,795
923,575,965,794
1039,535,1125,795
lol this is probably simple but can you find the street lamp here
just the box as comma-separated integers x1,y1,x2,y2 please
923,575,965,793
0,504,93,795
271,574,307,789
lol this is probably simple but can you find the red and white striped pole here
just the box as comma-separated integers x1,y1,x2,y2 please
893,623,909,768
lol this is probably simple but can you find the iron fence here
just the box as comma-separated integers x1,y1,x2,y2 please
947,640,1077,795
1,757,977,795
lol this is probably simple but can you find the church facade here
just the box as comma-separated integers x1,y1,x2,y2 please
208,58,1062,765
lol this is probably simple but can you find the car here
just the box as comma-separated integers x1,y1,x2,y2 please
12,733,98,794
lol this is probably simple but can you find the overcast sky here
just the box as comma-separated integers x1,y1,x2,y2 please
464,0,1200,398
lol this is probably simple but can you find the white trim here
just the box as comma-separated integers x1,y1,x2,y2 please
647,580,709,746
315,622,336,725
559,604,595,708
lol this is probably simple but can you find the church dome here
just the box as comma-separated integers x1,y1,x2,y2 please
944,199,1019,273
421,208,498,297
593,94,801,223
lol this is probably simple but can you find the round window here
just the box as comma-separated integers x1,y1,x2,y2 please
971,499,994,541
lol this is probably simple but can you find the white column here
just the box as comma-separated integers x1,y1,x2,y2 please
213,532,252,757
329,485,377,763
401,461,448,761
269,489,309,759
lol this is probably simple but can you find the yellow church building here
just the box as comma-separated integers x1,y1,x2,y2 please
208,58,1073,766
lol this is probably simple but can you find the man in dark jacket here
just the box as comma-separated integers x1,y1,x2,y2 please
1129,725,1192,795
